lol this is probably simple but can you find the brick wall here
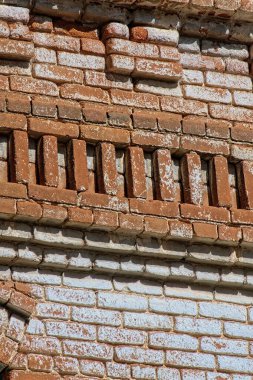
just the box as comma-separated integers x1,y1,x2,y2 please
0,0,253,378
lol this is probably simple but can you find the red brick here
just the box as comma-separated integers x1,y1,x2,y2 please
92,209,118,231
125,146,146,198
40,204,68,225
218,225,242,245
30,16,53,32
134,58,182,81
66,207,93,228
33,63,83,84
0,38,34,60
161,96,207,116
206,119,230,139
9,370,60,380
0,183,27,199
182,116,206,136
28,184,77,205
96,143,118,196
210,156,231,207
181,135,229,156
58,99,82,121
10,76,58,96
130,198,179,218
117,213,144,235
231,123,253,143
9,130,29,184
180,203,230,223
54,20,98,38
16,200,42,221
29,118,78,140
0,74,9,90
31,96,56,118
111,89,159,110
132,131,179,150
181,153,202,205
143,216,168,238
61,84,109,103
231,209,253,225
158,112,182,133
33,32,80,52
80,125,130,145
0,198,16,218
153,149,175,201
7,93,31,114
28,354,53,372
38,135,58,187
8,290,36,316
81,38,105,55
133,110,157,131
81,192,129,212
242,227,253,246
0,336,18,365
0,112,27,131
193,222,218,243
237,161,253,209
67,139,89,192
82,103,107,124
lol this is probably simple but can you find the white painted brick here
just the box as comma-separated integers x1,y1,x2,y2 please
43,249,68,268
80,360,105,378
234,91,253,108
72,306,121,326
46,321,96,340
94,255,120,271
182,69,204,84
98,326,146,345
195,266,220,284
149,297,197,316
58,51,105,70
132,365,156,379
46,287,95,306
63,273,112,290
0,266,11,281
34,226,84,247
135,80,182,97
67,250,93,270
0,5,29,23
182,370,206,380
170,262,195,280
201,337,249,356
0,242,16,261
113,277,162,295
145,260,170,278
63,340,113,360
166,350,215,369
26,319,45,335
221,269,245,285
218,355,253,374
175,316,222,336
36,302,70,320
224,322,253,339
215,288,253,305
188,245,236,266
149,332,198,351
185,84,232,104
106,362,131,379
124,312,172,330
202,41,249,59
179,37,200,53
34,47,57,63
115,346,164,365
157,367,181,380
120,257,145,274
164,283,213,301
16,244,42,266
98,291,148,311
12,268,61,285
199,302,246,322
206,71,252,90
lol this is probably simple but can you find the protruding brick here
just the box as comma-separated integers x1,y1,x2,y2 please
237,161,253,209
9,131,29,184
126,147,146,199
38,135,58,187
67,139,89,192
210,156,231,208
96,143,118,196
181,153,202,205
153,149,175,201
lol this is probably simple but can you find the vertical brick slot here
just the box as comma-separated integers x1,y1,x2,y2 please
0,135,9,183
96,142,118,196
144,152,154,200
229,163,239,209
58,143,67,189
201,160,211,206
126,146,146,199
153,149,175,201
237,161,253,209
87,144,96,193
37,135,58,187
181,152,202,205
210,156,231,207
9,131,29,184
67,139,89,191
116,149,125,197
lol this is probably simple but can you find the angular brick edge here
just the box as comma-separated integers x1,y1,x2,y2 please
0,281,36,372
